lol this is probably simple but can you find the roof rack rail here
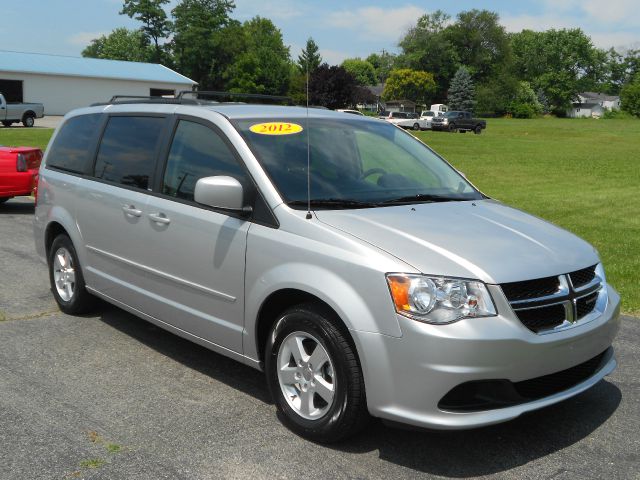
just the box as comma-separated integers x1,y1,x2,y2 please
90,95,205,107
90,91,296,108
178,90,295,105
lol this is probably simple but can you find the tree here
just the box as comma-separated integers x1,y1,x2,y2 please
474,72,518,117
171,0,236,88
621,74,640,117
444,9,511,82
448,67,476,112
121,0,172,61
82,28,154,62
382,69,436,105
341,58,376,86
224,17,291,95
397,11,458,97
366,50,396,83
511,28,601,113
308,64,358,109
297,38,322,73
509,81,543,118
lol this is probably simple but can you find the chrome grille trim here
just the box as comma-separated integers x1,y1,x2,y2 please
501,266,607,334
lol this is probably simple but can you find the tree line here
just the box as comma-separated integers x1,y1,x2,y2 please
83,2,640,117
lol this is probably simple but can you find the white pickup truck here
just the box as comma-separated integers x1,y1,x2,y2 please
0,93,45,128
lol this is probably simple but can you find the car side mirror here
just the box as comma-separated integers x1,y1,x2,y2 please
194,176,252,216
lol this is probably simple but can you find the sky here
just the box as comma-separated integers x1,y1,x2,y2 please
2,0,640,66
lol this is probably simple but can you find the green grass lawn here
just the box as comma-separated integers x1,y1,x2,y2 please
1,119,638,315
0,128,53,151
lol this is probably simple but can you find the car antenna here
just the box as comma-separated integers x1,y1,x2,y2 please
305,61,312,220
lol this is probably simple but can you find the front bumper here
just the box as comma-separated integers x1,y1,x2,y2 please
352,285,621,429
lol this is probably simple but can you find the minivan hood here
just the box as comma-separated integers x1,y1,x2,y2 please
315,200,599,284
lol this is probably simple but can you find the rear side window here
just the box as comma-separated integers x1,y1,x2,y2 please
94,116,165,190
46,114,101,173
162,120,247,202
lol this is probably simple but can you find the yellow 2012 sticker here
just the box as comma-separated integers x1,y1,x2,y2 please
249,122,303,135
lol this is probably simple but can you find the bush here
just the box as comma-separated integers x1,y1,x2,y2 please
602,109,635,120
511,103,537,118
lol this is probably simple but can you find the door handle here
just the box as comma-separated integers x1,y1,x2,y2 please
148,212,171,225
122,205,142,217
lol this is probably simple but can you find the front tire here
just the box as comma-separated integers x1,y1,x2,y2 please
474,125,482,134
265,304,368,443
48,234,94,314
448,123,456,132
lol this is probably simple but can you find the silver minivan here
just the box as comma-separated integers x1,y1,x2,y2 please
34,100,620,442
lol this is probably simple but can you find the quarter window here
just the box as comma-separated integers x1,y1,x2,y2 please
46,114,101,173
162,120,246,202
94,116,165,190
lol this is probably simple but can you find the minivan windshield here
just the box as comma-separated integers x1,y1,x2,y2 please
234,117,483,209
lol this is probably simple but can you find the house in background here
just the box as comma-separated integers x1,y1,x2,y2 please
357,83,384,112
567,92,621,118
0,50,196,115
383,99,418,113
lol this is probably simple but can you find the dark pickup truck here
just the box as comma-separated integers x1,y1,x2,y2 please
431,111,486,134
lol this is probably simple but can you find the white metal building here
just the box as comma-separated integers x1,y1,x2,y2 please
0,51,197,115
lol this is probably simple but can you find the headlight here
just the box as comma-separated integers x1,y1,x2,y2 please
386,274,497,324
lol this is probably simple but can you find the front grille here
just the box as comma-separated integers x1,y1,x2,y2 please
438,349,609,412
570,264,597,288
501,265,603,334
576,291,599,319
515,304,566,332
501,276,560,302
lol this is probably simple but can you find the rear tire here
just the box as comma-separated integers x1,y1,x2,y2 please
412,122,420,131
48,234,95,314
0,198,10,204
265,303,369,443
22,114,35,128
2,121,12,127
474,125,482,134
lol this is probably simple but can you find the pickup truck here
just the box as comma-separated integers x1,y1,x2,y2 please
0,93,45,128
431,111,486,134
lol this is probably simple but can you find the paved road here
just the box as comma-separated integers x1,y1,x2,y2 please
1,197,638,480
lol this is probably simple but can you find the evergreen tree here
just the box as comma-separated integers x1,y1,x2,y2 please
297,38,322,73
448,67,476,112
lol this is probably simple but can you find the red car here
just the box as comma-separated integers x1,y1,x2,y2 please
0,146,42,203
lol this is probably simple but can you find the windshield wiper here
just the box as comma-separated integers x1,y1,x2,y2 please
287,199,379,209
381,194,464,205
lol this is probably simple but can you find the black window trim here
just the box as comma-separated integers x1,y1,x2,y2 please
44,113,107,176
152,113,279,228
91,112,173,192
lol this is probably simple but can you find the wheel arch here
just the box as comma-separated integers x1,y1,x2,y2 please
22,110,36,121
255,288,357,365
45,221,70,258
